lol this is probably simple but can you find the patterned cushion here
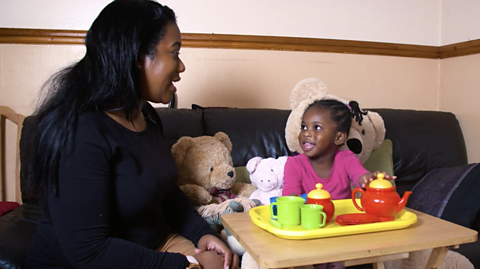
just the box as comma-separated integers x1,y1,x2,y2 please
407,163,480,228
0,201,19,216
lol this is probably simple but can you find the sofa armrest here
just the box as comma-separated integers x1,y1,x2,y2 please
371,109,468,195
0,201,42,269
406,163,480,268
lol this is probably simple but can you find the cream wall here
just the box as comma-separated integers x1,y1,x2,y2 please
440,54,480,163
177,48,438,110
0,44,87,201
0,45,440,115
0,0,440,45
438,0,480,164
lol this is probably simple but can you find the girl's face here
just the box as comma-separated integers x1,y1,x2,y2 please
138,22,185,104
299,106,346,159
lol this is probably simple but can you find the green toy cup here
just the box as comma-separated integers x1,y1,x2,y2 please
300,204,327,230
270,196,304,227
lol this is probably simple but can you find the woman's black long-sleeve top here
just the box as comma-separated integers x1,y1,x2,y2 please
26,104,214,269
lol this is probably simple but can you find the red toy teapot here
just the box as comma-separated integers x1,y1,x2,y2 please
351,173,412,221
306,183,334,223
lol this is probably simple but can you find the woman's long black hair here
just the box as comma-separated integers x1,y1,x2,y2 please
22,0,176,197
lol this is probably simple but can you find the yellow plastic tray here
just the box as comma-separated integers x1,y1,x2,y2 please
249,198,417,239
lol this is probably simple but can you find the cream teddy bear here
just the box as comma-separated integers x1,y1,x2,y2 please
346,102,386,164
285,77,385,164
246,156,288,206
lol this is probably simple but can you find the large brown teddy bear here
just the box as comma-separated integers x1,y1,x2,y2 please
285,77,385,164
171,131,257,206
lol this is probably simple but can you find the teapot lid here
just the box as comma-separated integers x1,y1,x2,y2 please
368,173,393,188
307,183,331,199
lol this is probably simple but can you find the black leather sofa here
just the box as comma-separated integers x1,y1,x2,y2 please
1,107,478,269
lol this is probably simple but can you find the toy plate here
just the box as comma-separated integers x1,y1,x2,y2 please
335,213,379,225
249,199,417,239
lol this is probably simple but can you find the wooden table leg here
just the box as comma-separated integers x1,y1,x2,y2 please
424,247,449,269
372,262,385,269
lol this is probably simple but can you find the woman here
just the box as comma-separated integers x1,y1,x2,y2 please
23,1,239,268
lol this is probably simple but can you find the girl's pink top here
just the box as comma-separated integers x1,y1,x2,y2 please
282,150,368,200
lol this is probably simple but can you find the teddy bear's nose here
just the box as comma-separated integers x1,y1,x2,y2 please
227,171,234,178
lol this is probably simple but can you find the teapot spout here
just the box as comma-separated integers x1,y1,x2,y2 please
396,191,412,212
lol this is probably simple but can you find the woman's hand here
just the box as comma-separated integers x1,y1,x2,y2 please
194,234,240,269
358,171,397,188
193,251,228,269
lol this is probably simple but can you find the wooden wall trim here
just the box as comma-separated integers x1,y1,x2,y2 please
1,28,479,59
439,39,480,59
182,33,440,59
0,28,85,45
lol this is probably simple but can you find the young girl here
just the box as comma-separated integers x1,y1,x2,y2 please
283,99,395,269
282,99,395,200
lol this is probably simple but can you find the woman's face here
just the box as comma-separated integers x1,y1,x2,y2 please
139,22,185,104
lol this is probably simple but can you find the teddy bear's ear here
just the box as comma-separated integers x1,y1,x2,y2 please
366,111,386,149
289,78,329,110
276,157,288,188
214,132,233,152
171,136,195,166
285,101,305,154
286,78,332,153
246,157,263,174
324,94,348,104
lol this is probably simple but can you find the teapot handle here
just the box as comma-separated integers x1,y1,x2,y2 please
351,188,365,212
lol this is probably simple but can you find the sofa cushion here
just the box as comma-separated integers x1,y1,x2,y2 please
370,109,468,196
191,104,231,110
352,139,395,198
363,139,394,177
155,108,203,150
202,108,292,167
407,163,480,269
0,202,19,217
407,163,480,228
234,166,251,184
0,201,42,269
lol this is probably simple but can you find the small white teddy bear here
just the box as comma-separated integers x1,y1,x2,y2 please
246,156,288,206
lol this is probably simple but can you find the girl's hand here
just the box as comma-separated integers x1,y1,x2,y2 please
194,234,240,269
358,171,397,188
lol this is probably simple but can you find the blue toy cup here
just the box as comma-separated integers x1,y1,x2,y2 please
270,196,279,216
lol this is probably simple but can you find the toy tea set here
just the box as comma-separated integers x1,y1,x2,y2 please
249,173,417,240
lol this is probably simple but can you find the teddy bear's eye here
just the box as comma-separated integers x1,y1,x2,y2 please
361,130,365,135
210,167,213,172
